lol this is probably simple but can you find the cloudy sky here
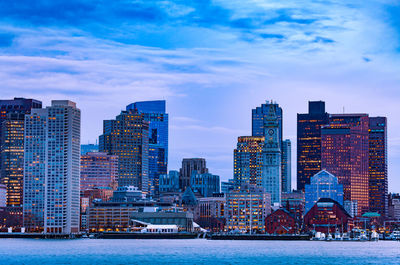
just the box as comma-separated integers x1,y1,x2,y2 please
1,0,399,191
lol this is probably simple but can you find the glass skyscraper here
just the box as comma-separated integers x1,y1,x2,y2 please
0,97,42,207
99,108,149,193
126,100,168,196
297,101,329,191
281,139,292,193
321,114,370,216
368,117,388,216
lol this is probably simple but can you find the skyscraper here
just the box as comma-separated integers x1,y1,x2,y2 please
368,117,388,216
179,158,208,190
0,98,42,207
23,100,80,233
126,100,168,196
99,108,149,193
321,114,370,216
297,101,329,191
233,136,264,187
261,104,282,205
80,152,118,191
281,139,292,193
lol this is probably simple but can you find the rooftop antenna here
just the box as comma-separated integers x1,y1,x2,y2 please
343,106,345,114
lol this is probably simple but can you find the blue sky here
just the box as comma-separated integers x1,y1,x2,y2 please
1,0,400,191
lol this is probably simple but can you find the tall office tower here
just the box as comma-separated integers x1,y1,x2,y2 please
80,152,118,191
0,98,42,207
261,104,282,205
281,139,292,193
99,108,149,193
23,100,80,233
126,100,168,196
297,101,329,191
368,117,388,216
321,114,369,216
179,158,208,190
233,136,264,187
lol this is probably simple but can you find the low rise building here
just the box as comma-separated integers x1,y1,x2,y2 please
112,186,144,202
265,209,297,234
195,196,226,232
304,198,353,233
131,211,193,232
226,184,271,233
281,190,305,221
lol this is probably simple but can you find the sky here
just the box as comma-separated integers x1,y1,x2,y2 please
1,0,400,191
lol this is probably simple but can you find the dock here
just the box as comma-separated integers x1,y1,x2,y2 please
209,234,312,240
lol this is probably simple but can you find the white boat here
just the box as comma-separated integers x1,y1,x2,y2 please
326,233,333,241
370,231,379,241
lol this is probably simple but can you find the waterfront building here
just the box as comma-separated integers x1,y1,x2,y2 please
0,98,42,207
88,200,173,232
191,172,220,197
131,211,194,232
179,158,208,190
321,114,370,215
112,186,143,202
344,200,358,218
126,100,168,196
226,184,271,233
368,117,388,217
261,104,281,205
0,184,6,207
233,136,264,187
0,206,23,229
81,143,99,155
304,198,353,233
80,152,118,191
281,191,305,221
221,179,235,195
265,209,297,234
304,170,344,214
23,100,80,233
159,170,180,193
281,139,292,193
194,196,226,232
81,187,114,206
388,193,400,220
99,108,149,193
297,101,329,191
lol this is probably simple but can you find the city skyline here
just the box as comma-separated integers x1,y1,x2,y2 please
1,1,400,192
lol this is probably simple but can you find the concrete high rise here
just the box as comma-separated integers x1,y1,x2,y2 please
179,158,208,190
261,103,282,205
321,114,370,216
233,136,264,187
368,117,388,216
0,98,42,207
99,108,149,193
23,100,80,233
281,139,292,193
297,101,329,191
126,100,168,196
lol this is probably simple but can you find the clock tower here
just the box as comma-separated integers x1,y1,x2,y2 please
262,101,282,205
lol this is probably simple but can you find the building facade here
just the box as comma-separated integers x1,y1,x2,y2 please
321,114,369,216
23,100,80,233
179,158,208,190
81,143,99,155
190,172,220,197
195,196,226,232
0,98,42,207
233,136,264,187
265,209,297,234
226,184,271,233
261,104,281,205
297,101,329,191
99,109,149,193
126,100,168,196
159,170,180,193
281,139,292,193
368,117,388,216
80,152,118,191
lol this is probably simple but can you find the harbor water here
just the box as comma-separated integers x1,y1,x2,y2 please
0,239,399,264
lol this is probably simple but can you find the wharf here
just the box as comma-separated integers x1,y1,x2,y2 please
210,234,312,240
0,233,81,239
96,232,199,239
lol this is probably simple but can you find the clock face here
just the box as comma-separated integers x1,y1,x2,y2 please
268,129,274,135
